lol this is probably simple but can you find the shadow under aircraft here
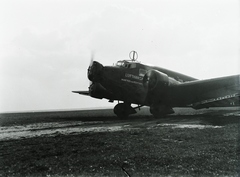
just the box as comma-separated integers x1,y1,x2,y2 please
73,51,240,118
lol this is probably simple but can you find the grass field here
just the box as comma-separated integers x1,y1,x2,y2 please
0,108,239,176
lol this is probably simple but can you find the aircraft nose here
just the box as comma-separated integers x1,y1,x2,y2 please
88,61,103,82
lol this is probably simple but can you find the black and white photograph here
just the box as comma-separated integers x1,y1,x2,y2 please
0,0,239,176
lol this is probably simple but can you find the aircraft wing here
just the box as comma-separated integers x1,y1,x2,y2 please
72,91,89,96
153,66,198,82
169,75,240,109
190,93,240,109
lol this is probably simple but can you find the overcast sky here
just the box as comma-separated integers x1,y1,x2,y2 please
0,0,239,112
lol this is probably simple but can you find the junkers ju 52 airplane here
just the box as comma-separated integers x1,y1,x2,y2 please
73,51,240,118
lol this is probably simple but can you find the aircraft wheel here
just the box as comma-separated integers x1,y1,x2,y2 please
152,113,165,118
117,113,128,119
150,105,174,118
150,107,165,118
114,103,129,119
151,111,165,118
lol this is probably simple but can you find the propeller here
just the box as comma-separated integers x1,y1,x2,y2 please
88,52,94,87
143,70,158,90
143,70,169,92
89,52,94,67
87,52,104,97
87,52,104,83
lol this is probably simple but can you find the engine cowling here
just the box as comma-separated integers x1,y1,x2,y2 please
89,83,111,99
143,70,169,92
88,61,103,82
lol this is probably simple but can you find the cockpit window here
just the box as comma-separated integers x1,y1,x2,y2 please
116,60,137,69
116,61,123,67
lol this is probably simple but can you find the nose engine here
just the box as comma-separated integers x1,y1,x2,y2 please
87,61,111,99
88,61,103,83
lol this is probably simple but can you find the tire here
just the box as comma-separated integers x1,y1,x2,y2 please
114,103,129,119
116,113,128,119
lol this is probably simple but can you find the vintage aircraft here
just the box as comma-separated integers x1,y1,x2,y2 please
73,51,240,118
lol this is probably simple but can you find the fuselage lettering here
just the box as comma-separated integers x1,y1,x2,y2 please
125,73,143,81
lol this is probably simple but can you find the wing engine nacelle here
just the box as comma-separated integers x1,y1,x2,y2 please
143,69,180,93
143,70,169,92
89,83,111,99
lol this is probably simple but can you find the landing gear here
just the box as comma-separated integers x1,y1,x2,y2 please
113,103,136,119
150,105,174,118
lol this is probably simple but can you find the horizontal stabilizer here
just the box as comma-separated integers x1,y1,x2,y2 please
72,91,89,96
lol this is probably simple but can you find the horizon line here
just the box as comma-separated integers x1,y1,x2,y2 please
0,107,113,114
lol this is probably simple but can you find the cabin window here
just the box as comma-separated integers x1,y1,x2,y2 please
116,61,123,66
123,63,128,68
139,68,147,77
129,63,136,68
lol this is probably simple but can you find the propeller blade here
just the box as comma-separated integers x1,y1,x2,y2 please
89,80,92,87
89,52,94,67
88,52,95,85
